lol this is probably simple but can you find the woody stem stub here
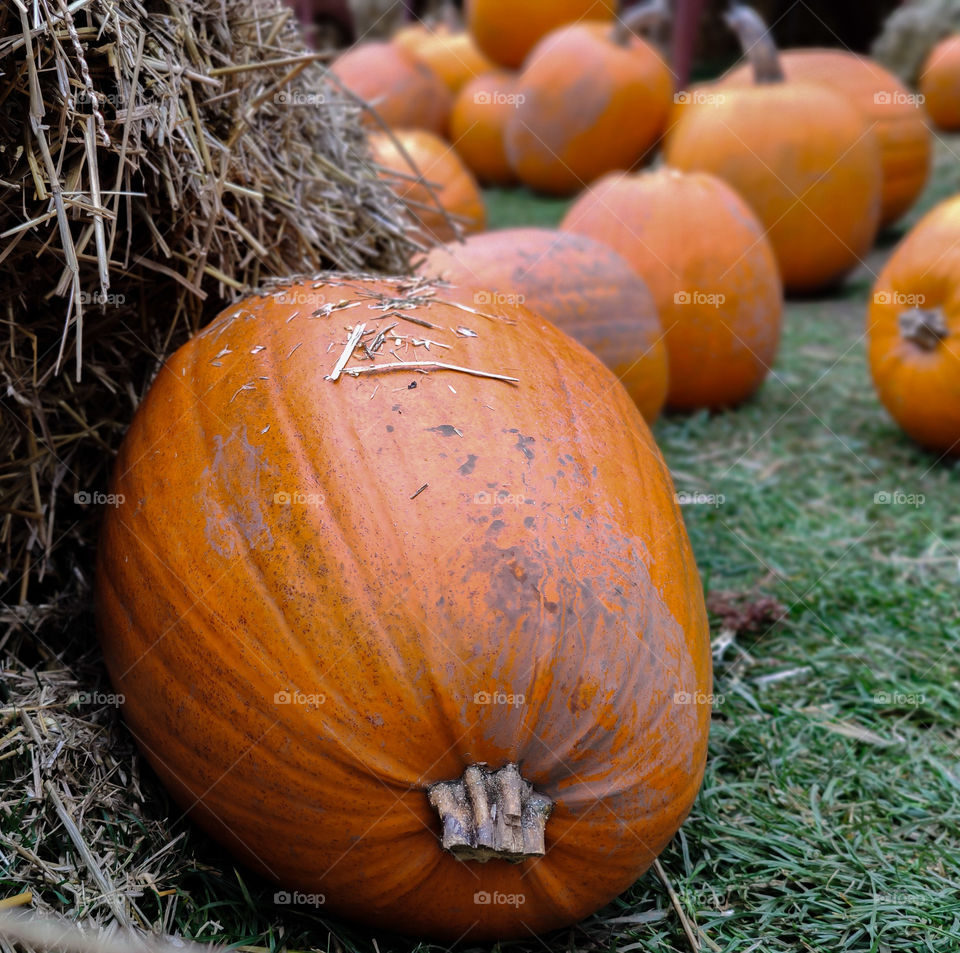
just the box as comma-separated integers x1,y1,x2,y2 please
899,307,949,351
427,763,553,863
725,4,785,83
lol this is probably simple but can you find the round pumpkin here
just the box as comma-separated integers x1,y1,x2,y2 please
561,168,783,411
721,48,931,228
407,29,496,94
868,195,960,456
95,273,712,941
450,71,521,186
505,22,672,196
466,0,616,69
420,228,669,422
665,7,883,293
367,129,486,243
920,36,960,131
330,41,452,136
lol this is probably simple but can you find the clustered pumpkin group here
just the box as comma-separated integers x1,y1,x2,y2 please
95,0,959,945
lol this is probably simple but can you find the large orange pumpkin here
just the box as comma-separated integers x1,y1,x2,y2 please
920,36,960,131
561,168,783,411
95,273,712,941
868,195,960,456
665,6,882,293
450,71,521,186
721,48,931,228
367,129,486,243
420,228,669,422
466,0,616,69
330,41,452,136
505,21,672,196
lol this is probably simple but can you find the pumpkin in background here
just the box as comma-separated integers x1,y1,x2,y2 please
561,168,783,411
920,36,960,131
868,195,960,456
404,27,496,94
420,228,669,422
95,273,712,941
450,72,521,186
466,0,616,69
721,49,931,228
665,5,882,293
367,129,486,243
330,41,452,136
505,17,672,196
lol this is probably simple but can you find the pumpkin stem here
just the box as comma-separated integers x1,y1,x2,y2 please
899,307,949,351
725,4,785,84
614,0,671,48
427,762,553,863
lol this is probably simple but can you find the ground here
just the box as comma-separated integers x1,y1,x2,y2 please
4,143,960,952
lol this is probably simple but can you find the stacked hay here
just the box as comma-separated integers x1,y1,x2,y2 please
871,0,960,84
0,0,415,627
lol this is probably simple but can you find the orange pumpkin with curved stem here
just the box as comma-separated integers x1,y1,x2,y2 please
868,195,960,456
450,72,521,186
95,273,712,941
920,36,960,132
420,228,669,422
561,168,782,411
466,0,616,69
367,129,486,243
505,17,672,196
665,6,882,293
330,41,452,136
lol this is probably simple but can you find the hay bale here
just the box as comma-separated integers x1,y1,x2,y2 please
0,0,415,617
871,0,960,84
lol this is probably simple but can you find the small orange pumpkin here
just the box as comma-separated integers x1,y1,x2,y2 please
505,20,672,196
450,71,521,186
367,129,486,243
665,6,883,293
562,168,783,411
96,273,712,941
920,36,960,131
407,29,496,94
330,41,452,136
420,228,669,422
868,194,960,456
466,0,616,69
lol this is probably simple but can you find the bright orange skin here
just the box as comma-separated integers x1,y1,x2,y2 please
95,274,712,941
721,50,931,227
506,24,672,196
561,169,783,411
408,30,496,94
665,83,882,293
420,228,669,422
868,195,960,456
920,36,960,132
330,42,452,136
466,0,616,69
450,72,521,186
367,129,486,243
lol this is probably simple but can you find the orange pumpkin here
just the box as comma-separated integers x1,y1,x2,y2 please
505,21,672,196
450,72,522,185
367,129,486,243
420,228,669,422
721,49,931,227
665,6,883,293
562,168,782,411
868,195,960,456
466,0,616,69
408,29,496,94
330,41,452,136
920,36,960,131
95,273,712,941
